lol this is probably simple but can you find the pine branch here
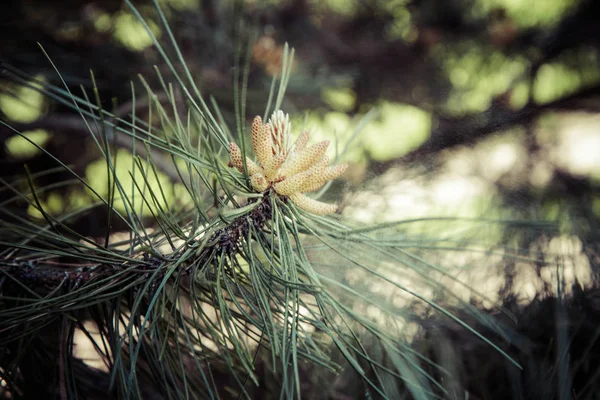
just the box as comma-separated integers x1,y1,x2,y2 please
0,194,274,291
0,2,571,399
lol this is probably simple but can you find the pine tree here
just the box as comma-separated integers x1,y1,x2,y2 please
0,2,554,399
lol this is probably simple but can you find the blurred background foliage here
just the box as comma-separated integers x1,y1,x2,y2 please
2,0,599,240
1,0,600,398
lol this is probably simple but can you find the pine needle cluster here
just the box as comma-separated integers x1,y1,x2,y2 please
0,2,555,399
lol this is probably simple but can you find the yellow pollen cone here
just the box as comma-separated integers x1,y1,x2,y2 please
289,193,338,215
279,140,329,177
251,116,272,166
250,173,269,192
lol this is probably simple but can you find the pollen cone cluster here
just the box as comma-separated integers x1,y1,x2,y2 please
228,110,348,215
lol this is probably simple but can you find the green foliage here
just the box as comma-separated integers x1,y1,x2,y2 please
0,2,559,399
